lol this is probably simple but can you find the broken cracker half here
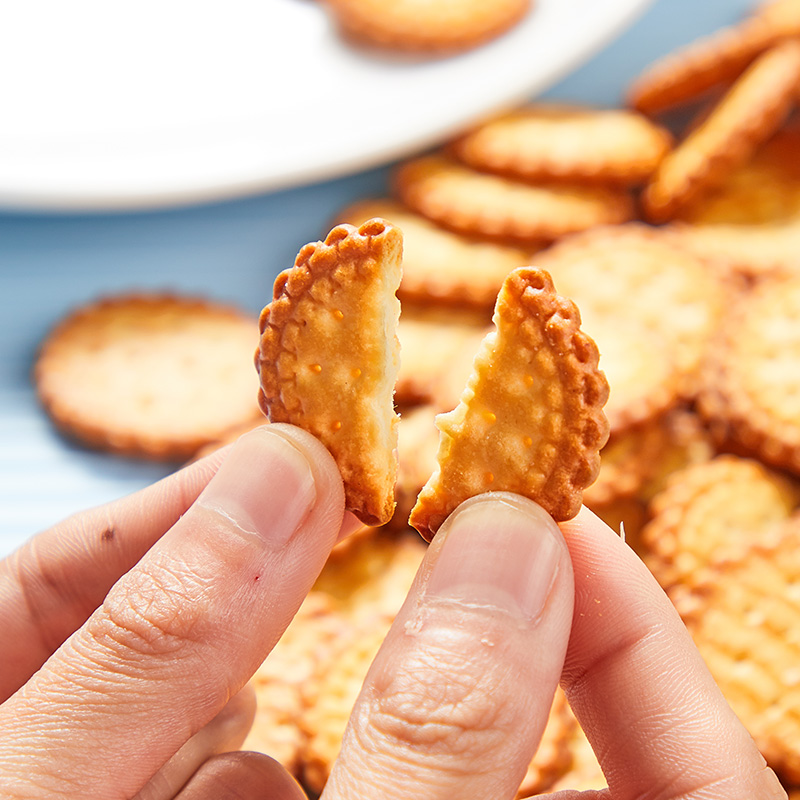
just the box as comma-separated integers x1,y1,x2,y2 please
256,219,402,526
409,267,610,541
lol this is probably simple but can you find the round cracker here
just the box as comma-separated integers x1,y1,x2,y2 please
35,293,262,461
641,455,800,592
642,39,800,223
698,274,800,474
450,104,672,185
669,513,800,782
534,225,724,403
322,0,530,54
393,154,634,245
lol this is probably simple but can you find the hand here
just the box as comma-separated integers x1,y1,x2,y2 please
319,499,786,800
0,424,786,800
0,424,359,799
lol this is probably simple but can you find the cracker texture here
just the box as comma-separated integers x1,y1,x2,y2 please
256,220,402,526
409,267,609,540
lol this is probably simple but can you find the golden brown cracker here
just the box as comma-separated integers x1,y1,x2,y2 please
244,593,352,776
535,224,724,400
255,220,402,526
393,154,634,245
636,407,715,503
677,127,800,225
669,513,800,781
299,617,391,793
642,455,799,592
34,293,262,461
334,198,528,309
313,526,427,622
323,0,530,54
396,305,492,406
409,267,609,541
628,3,800,115
642,40,800,223
450,104,672,185
667,129,800,278
667,221,800,280
698,274,800,475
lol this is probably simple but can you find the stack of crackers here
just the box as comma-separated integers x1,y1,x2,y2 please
32,0,800,793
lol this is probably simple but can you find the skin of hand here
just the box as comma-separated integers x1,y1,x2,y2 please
0,423,787,800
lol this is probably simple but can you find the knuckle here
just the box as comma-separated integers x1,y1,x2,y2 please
360,624,515,763
87,563,209,660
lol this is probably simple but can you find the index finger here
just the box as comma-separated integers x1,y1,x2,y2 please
558,507,784,799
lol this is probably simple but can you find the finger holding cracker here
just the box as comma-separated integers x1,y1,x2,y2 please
256,219,402,526
409,267,610,541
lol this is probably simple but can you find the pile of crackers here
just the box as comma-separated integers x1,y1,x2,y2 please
32,0,800,794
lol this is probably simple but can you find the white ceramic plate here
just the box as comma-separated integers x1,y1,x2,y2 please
0,0,652,210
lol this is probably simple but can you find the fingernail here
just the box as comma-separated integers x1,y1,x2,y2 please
197,427,316,548
426,494,563,622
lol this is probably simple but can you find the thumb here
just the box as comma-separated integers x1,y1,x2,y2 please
324,493,574,800
0,425,349,799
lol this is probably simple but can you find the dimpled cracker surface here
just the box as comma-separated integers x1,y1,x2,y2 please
535,225,723,397
256,220,402,526
393,154,634,244
670,514,800,781
628,1,800,114
409,267,609,541
642,39,800,223
642,455,799,592
450,104,672,185
334,198,528,309
698,275,800,474
34,294,262,461
323,0,529,54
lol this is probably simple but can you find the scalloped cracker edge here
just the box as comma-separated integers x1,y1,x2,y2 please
256,220,403,526
409,267,610,540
